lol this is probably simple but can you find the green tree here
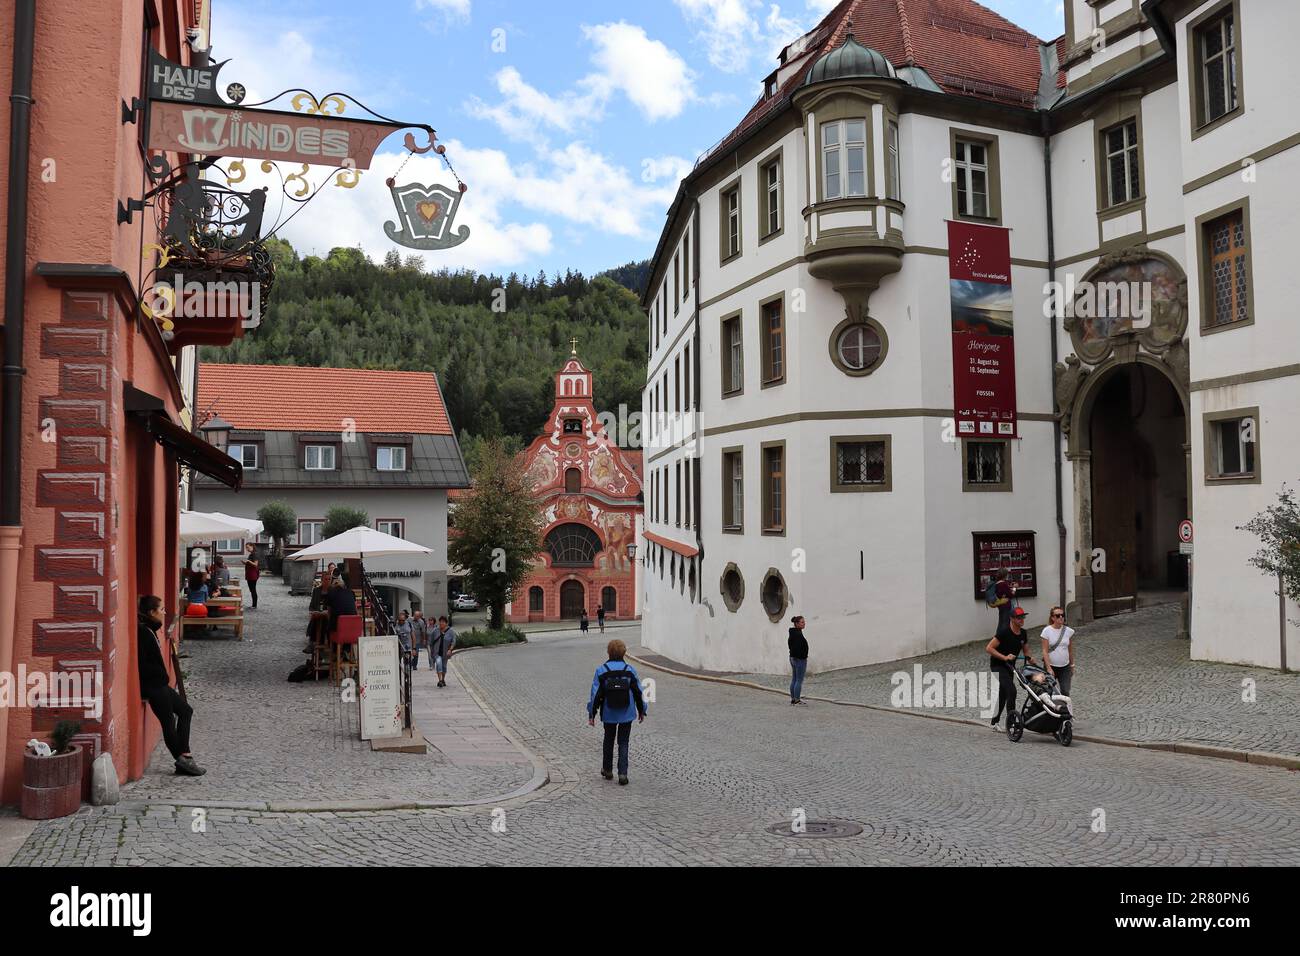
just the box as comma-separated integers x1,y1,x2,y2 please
324,505,370,540
1241,484,1300,627
257,501,297,557
447,439,543,629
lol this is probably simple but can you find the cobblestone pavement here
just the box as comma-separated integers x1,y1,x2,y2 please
707,605,1300,757
10,624,1299,866
101,575,532,808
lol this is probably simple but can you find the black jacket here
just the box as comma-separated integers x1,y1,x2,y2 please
137,615,170,692
788,627,809,660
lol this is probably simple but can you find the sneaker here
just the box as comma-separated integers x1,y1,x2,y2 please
794,699,808,706
618,775,628,785
990,716,1001,730
601,769,613,780
174,757,206,776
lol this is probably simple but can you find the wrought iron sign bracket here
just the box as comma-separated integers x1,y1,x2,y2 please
117,198,145,225
121,97,144,125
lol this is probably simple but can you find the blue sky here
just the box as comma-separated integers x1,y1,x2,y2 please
213,0,1065,278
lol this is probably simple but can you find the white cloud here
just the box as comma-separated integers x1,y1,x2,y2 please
582,22,696,122
415,0,471,31
467,67,604,142
674,0,831,75
639,155,694,184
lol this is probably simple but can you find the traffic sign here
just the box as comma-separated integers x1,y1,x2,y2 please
1178,519,1193,544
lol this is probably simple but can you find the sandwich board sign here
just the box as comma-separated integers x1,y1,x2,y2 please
358,635,403,740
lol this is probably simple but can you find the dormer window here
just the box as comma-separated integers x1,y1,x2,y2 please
305,444,336,471
228,443,258,470
376,446,407,471
765,74,777,97
563,419,583,434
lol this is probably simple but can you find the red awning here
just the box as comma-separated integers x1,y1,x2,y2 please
643,531,699,558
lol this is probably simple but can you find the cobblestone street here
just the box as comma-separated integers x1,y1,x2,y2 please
706,604,1300,757
8,615,1299,866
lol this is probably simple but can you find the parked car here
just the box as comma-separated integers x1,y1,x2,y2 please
453,594,480,611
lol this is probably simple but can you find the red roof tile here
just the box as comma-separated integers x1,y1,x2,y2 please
199,364,455,435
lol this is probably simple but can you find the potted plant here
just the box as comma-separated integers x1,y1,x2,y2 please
20,720,84,820
258,500,296,576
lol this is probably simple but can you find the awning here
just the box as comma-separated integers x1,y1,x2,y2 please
125,383,242,489
643,531,699,558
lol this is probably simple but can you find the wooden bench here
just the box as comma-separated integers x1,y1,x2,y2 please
180,611,244,641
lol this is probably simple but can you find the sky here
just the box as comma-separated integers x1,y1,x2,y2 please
211,0,1066,279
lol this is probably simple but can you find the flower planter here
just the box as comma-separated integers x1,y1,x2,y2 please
20,744,84,820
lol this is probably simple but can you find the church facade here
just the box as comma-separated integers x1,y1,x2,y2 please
640,0,1299,673
506,350,643,624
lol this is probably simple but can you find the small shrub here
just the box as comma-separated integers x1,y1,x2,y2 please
455,626,528,649
50,720,81,755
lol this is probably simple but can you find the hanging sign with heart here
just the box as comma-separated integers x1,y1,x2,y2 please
384,179,468,250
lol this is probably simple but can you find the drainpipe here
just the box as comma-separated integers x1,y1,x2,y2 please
691,197,702,575
0,0,37,803
1041,111,1067,614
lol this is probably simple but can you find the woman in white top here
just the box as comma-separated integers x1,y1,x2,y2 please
1040,606,1075,696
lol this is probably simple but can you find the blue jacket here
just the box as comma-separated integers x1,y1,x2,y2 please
587,660,646,725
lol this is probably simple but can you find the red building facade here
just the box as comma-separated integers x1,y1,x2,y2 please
507,352,642,623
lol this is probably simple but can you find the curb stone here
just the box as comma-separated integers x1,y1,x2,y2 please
626,653,1300,772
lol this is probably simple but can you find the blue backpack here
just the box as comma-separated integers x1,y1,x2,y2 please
984,579,1000,607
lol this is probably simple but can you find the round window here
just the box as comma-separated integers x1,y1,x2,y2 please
760,568,788,621
720,563,744,612
838,324,882,371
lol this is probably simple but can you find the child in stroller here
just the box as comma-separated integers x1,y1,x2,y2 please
1008,661,1075,746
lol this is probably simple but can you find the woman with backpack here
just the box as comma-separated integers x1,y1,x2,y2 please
586,639,647,785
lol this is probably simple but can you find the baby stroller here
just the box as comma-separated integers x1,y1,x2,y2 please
1008,662,1074,746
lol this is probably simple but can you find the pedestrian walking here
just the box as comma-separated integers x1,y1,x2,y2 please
986,606,1037,731
410,610,428,670
430,615,457,686
580,608,590,634
394,610,414,668
1040,606,1076,696
243,543,261,609
586,639,647,785
788,615,809,705
137,595,206,776
597,604,606,634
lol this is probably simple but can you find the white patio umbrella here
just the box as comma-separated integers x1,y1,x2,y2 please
179,510,251,544
207,512,264,538
291,525,431,562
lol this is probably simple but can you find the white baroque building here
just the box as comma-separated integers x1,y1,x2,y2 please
639,0,1300,673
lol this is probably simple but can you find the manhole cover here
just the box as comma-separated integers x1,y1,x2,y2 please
765,819,863,839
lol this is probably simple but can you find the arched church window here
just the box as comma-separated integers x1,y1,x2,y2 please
544,523,602,567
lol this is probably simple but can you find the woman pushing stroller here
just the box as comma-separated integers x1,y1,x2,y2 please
985,606,1037,732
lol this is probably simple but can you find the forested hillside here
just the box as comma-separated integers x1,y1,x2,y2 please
201,241,650,448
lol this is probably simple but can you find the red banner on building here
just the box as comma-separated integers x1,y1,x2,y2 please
948,221,1017,439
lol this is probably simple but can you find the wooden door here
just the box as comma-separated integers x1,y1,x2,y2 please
560,580,585,619
1091,373,1138,616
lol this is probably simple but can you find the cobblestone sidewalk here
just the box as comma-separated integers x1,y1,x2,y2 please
110,574,534,808
657,604,1299,756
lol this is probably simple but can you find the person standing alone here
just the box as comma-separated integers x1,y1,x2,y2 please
586,639,647,785
430,615,457,686
137,595,206,776
788,615,809,705
243,543,261,609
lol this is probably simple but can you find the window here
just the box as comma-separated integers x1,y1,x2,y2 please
297,520,325,546
762,443,785,533
760,569,788,621
721,313,743,395
228,443,258,470
673,253,680,315
376,519,405,538
832,319,886,375
685,458,692,529
675,461,682,527
528,586,544,612
720,562,744,611
954,138,990,218
963,440,1012,492
1193,5,1241,131
661,466,668,523
1102,120,1140,207
721,182,741,261
822,119,866,200
1198,203,1251,331
675,355,681,414
886,119,901,200
761,156,781,238
682,233,690,300
683,342,691,410
761,298,784,386
722,448,743,532
1204,408,1260,483
305,444,336,470
831,436,892,493
565,468,581,494
563,418,583,434
376,446,407,471
544,523,603,567
214,538,244,553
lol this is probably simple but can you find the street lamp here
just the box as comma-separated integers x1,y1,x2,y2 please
625,543,637,565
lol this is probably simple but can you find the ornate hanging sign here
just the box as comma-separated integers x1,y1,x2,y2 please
384,180,469,250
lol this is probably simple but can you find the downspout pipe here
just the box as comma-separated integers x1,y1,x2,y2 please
1041,110,1067,615
0,0,37,803
692,197,702,571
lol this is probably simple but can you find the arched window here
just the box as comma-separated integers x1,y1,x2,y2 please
565,467,581,493
544,523,603,567
601,586,617,615
528,586,544,612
